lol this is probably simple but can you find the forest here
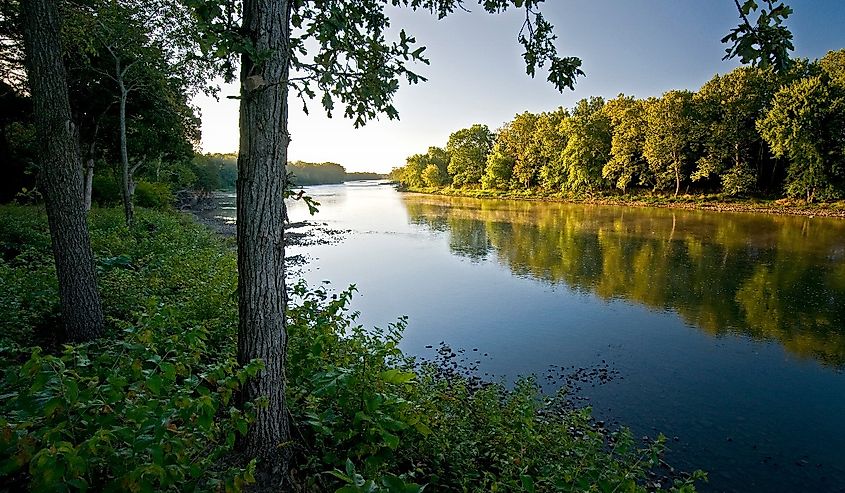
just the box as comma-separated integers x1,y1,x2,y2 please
392,51,845,203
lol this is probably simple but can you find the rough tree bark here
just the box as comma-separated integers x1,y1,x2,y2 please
236,0,292,478
83,156,94,211
21,0,105,341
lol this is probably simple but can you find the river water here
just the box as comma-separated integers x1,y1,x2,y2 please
217,181,845,492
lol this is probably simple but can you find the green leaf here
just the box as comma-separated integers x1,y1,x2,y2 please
43,397,62,417
147,373,162,395
64,379,79,404
364,394,383,413
381,474,405,491
521,475,535,493
380,430,399,449
379,369,415,385
159,362,176,381
413,421,432,437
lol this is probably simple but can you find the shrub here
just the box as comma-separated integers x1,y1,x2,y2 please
91,173,122,206
135,181,173,209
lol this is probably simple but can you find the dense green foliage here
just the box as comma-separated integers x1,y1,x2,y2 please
0,206,703,491
393,50,845,202
0,0,214,208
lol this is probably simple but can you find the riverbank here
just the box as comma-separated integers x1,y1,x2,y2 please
183,192,347,248
0,205,703,492
402,186,845,218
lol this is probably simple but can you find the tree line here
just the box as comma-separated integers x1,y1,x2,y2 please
393,50,845,202
192,154,385,188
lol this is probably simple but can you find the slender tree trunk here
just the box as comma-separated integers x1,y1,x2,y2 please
674,164,680,197
117,74,134,226
83,120,101,212
735,143,741,172
236,0,291,478
21,0,104,341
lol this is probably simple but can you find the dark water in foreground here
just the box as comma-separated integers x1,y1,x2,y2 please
217,182,845,492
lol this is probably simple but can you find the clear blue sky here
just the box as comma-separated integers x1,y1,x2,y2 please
194,0,845,173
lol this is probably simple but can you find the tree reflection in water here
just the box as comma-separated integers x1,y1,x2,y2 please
404,194,845,366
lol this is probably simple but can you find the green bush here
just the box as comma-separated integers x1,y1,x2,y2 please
91,173,122,206
0,206,703,492
135,181,173,209
0,208,252,491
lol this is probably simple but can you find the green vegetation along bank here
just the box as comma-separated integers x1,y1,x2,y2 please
398,185,845,218
0,206,703,492
392,51,845,206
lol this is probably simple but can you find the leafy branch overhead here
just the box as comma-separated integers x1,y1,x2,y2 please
186,0,795,127
723,0,794,71
187,0,582,127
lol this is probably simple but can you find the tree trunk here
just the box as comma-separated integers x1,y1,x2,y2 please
83,120,100,212
83,157,94,211
21,0,104,342
236,0,292,479
674,164,680,197
118,74,134,226
735,143,741,172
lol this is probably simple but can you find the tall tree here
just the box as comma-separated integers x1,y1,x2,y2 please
758,74,845,201
644,90,698,196
692,67,777,195
603,95,650,193
396,146,450,187
422,162,447,186
70,0,212,224
500,111,540,189
482,141,515,190
21,0,104,341
397,153,429,188
559,97,611,194
233,0,292,474
447,124,494,187
533,107,569,191
425,145,451,179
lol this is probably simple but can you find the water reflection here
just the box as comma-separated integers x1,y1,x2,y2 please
402,194,845,367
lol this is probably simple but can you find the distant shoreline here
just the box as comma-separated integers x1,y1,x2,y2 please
399,186,845,219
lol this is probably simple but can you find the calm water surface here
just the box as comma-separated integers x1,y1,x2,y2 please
221,182,845,492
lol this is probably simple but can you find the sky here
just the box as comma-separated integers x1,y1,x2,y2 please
193,0,845,173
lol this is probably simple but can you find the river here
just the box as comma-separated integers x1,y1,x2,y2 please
216,181,845,492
